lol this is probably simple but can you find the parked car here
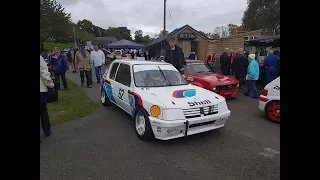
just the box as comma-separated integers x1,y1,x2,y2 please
184,60,239,98
103,49,114,60
258,77,280,123
100,59,231,141
113,50,122,59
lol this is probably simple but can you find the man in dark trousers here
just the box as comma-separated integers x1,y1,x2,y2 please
40,56,55,142
220,48,231,75
233,48,247,87
164,37,186,73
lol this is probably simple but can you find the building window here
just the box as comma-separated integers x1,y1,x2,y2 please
244,36,249,41
249,36,258,40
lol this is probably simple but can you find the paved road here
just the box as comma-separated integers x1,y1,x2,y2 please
40,70,280,180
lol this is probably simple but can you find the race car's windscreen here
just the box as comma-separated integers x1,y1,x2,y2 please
186,63,213,74
133,64,188,87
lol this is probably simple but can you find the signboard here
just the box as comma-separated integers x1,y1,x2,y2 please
179,33,196,40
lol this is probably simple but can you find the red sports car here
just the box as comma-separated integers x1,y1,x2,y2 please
184,60,239,98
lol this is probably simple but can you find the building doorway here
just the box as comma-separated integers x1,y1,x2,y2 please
191,40,198,54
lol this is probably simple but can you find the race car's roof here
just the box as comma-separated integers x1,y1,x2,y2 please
114,59,171,66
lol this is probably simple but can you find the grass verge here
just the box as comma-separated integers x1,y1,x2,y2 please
48,79,99,125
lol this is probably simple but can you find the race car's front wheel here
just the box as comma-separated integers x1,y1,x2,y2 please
265,101,280,123
101,87,111,106
134,108,154,141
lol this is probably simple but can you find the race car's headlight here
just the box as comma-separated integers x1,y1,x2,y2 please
162,109,185,121
218,101,229,112
213,87,216,90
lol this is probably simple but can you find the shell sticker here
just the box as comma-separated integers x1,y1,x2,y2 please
172,89,196,98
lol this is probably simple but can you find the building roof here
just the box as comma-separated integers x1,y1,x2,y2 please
91,36,118,45
146,24,210,48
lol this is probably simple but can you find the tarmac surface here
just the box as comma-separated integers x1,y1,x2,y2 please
40,68,280,180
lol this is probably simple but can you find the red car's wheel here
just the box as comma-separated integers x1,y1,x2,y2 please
265,101,280,123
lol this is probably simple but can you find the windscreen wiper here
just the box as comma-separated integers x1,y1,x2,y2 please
157,66,171,86
196,71,209,73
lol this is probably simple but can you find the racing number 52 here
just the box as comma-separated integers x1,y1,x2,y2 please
118,88,124,100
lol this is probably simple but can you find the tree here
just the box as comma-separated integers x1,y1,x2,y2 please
105,27,132,40
118,27,132,40
134,30,143,43
213,26,229,39
76,19,106,37
40,0,72,49
154,30,169,38
142,35,152,45
242,0,280,34
198,31,206,37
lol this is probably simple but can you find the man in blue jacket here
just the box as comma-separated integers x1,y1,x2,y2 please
47,47,69,90
263,50,279,83
244,54,260,98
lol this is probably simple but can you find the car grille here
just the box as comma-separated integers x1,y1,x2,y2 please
216,84,236,90
183,105,218,119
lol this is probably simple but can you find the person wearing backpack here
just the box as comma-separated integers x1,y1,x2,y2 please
47,47,69,90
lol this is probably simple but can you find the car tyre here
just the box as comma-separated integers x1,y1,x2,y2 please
265,100,280,123
101,86,111,106
134,107,154,141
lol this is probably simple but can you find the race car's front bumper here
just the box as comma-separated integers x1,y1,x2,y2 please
149,110,231,140
258,95,269,112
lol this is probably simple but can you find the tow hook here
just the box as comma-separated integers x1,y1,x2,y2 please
184,120,189,137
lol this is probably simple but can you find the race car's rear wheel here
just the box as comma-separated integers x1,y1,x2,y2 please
265,101,280,123
134,108,154,141
101,87,111,106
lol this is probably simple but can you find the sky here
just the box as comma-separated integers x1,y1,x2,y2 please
58,0,248,38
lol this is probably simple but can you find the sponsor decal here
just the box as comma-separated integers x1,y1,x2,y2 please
103,83,115,103
172,89,196,98
273,85,280,90
128,90,143,117
187,99,211,106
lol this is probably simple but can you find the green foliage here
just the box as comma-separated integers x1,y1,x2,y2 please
43,42,75,51
242,0,280,34
40,0,140,48
154,30,169,38
134,30,143,43
104,27,132,40
40,0,72,43
142,35,152,45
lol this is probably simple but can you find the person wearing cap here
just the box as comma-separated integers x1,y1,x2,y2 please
90,45,105,83
164,37,186,73
244,54,260,98
75,45,94,88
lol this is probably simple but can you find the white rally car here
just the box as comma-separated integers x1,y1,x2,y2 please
258,77,280,123
100,59,231,141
